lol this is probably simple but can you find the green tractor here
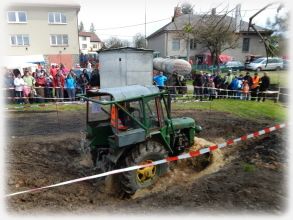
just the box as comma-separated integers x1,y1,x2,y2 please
80,85,203,196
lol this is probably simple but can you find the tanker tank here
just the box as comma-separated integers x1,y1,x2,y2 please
153,58,192,76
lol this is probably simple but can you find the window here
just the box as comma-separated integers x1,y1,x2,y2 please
93,44,97,48
7,11,27,23
82,44,87,49
50,34,68,46
190,39,197,49
242,38,250,52
268,59,274,64
48,12,67,24
144,98,165,129
172,39,180,51
82,36,87,41
10,34,29,46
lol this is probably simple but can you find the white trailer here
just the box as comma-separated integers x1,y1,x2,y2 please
99,47,154,89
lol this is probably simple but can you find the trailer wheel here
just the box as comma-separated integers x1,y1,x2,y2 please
118,140,168,197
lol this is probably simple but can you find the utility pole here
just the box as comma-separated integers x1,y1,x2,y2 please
144,0,147,48
186,13,190,61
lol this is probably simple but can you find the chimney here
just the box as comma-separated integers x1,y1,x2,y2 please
174,6,182,18
211,8,216,15
235,4,241,32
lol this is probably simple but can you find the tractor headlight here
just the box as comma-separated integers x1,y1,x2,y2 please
194,125,202,133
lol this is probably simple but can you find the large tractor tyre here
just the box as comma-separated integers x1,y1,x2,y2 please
118,141,168,197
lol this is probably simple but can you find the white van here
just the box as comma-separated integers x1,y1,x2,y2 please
245,57,283,71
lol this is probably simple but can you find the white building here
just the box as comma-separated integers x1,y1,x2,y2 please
79,31,103,54
3,0,80,70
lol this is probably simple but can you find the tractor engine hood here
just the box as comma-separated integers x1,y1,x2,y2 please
171,117,196,130
170,117,202,134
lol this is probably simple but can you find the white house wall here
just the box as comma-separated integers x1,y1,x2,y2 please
147,33,166,57
5,6,79,55
148,31,268,62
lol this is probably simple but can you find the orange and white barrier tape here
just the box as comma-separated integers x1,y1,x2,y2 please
5,123,286,197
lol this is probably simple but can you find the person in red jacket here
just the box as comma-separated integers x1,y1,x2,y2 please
53,70,65,101
35,70,46,102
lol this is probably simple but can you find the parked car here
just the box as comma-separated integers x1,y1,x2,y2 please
225,61,245,71
283,59,289,70
245,57,283,71
208,60,244,73
244,54,263,69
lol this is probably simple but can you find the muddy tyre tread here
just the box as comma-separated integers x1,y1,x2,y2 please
118,140,168,197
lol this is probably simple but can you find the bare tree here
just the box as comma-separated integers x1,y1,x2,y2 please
265,4,289,57
191,8,240,66
133,33,146,48
78,21,84,32
173,6,239,66
90,23,96,33
105,37,130,48
122,39,130,47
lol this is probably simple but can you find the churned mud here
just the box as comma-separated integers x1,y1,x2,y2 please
4,108,287,215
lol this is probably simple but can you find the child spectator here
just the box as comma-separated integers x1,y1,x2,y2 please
241,80,250,100
14,72,26,104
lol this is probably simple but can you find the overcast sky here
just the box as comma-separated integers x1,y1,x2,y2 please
76,0,289,42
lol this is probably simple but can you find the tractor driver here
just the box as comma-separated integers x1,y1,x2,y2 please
110,102,138,131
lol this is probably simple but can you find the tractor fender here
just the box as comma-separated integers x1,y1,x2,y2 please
106,147,128,164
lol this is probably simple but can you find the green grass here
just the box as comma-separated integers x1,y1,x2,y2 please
172,99,287,123
5,102,86,112
243,163,256,172
6,97,287,124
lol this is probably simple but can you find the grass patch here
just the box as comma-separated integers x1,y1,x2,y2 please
243,163,256,172
172,99,287,123
5,102,86,112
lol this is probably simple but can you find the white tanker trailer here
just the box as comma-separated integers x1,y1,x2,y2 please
153,57,192,76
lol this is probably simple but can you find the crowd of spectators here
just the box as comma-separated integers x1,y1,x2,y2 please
5,64,271,104
4,62,100,104
153,69,271,102
192,70,271,101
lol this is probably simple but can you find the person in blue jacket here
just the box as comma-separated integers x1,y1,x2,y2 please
153,71,167,90
65,71,76,101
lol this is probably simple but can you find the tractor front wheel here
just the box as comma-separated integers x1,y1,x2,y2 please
118,141,168,197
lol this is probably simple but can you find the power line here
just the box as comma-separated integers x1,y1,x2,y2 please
95,17,170,30
92,7,279,32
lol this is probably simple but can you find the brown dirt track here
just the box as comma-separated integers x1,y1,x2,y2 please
4,108,288,215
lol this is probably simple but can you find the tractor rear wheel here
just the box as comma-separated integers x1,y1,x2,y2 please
118,140,168,197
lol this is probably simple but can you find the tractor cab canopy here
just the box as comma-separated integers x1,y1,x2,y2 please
85,85,162,103
82,85,170,148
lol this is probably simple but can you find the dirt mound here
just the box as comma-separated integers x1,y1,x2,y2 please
5,109,287,214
